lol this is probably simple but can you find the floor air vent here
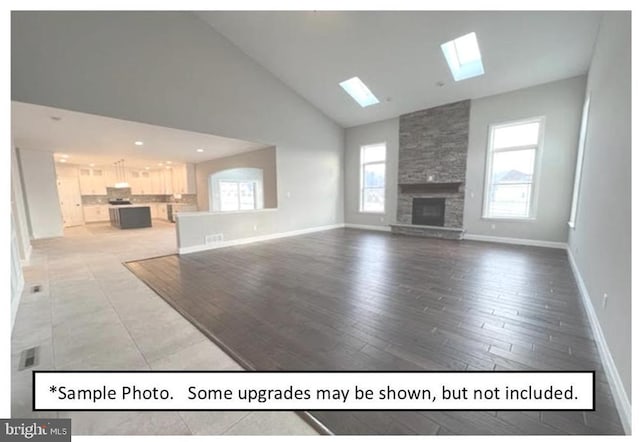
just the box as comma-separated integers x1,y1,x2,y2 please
31,285,42,293
18,347,40,370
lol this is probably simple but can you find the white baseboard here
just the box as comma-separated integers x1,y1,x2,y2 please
463,233,567,249
344,223,391,232
20,243,32,266
567,247,631,434
179,223,345,255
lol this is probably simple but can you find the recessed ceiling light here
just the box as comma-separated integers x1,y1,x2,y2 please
145,166,150,170
157,163,163,166
166,161,172,164
165,166,171,169
441,32,484,81
89,163,95,167
60,154,69,158
339,76,380,108
134,141,144,146
59,159,67,163
196,148,204,153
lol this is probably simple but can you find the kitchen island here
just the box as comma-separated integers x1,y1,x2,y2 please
109,205,152,229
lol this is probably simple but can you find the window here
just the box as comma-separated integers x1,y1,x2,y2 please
440,32,485,81
359,143,386,213
219,180,256,212
483,117,544,219
568,93,591,228
339,76,380,107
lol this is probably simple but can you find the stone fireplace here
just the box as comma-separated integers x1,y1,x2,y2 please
390,100,470,240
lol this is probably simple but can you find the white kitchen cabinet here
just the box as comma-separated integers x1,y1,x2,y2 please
78,168,107,195
163,169,174,195
140,170,152,194
126,169,152,195
82,205,110,223
150,170,164,195
170,164,196,194
148,203,168,220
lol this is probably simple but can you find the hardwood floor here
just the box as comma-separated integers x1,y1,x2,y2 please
125,228,624,435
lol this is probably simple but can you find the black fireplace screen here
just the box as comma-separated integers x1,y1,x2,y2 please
412,198,445,226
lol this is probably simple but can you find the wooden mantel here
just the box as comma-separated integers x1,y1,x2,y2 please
398,182,462,194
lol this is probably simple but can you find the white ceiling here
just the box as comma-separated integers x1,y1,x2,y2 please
198,11,602,128
11,101,269,169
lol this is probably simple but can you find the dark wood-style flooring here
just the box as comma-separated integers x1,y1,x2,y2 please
125,228,624,435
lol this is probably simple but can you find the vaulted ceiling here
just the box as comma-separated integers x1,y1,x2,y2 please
198,11,601,128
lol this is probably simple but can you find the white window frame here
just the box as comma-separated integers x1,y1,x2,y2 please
482,116,545,221
568,93,591,229
219,180,257,212
359,143,387,214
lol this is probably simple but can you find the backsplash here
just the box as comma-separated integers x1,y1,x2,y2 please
82,188,197,206
168,194,197,204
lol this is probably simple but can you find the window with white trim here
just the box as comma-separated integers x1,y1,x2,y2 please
483,117,544,219
219,180,256,211
359,143,386,213
568,93,591,228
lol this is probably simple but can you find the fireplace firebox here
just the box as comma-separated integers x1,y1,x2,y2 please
412,198,445,226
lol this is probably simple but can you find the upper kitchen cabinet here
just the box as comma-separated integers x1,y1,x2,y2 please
127,169,154,195
171,163,196,195
78,167,107,195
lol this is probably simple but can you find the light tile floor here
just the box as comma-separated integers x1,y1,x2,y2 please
11,220,318,435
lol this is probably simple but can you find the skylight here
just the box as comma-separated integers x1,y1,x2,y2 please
339,77,380,107
441,32,485,81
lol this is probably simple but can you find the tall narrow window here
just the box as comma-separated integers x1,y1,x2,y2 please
483,117,544,219
359,143,386,213
568,93,591,228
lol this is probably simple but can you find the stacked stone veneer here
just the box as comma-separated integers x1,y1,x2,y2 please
397,100,470,229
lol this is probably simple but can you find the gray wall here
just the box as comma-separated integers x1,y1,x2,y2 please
568,12,631,400
12,11,344,245
196,146,277,211
464,76,586,242
344,118,399,228
17,149,64,239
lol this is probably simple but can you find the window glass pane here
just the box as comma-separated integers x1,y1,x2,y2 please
238,182,255,210
220,182,239,211
488,183,532,218
362,188,385,213
493,122,540,149
491,149,535,183
363,163,385,188
362,144,386,163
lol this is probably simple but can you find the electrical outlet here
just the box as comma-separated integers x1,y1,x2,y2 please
205,233,224,244
602,293,609,309
428,175,434,182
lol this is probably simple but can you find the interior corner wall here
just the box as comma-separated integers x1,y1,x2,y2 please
16,148,64,239
464,76,586,242
11,145,32,260
567,12,631,401
11,11,344,246
344,118,399,228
